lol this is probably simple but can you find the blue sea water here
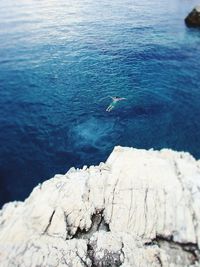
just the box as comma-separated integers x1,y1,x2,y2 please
1,0,200,206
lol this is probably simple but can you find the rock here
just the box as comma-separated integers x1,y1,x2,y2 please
185,6,200,27
0,146,200,266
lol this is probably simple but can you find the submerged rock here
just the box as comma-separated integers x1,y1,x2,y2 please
185,6,200,27
0,146,200,266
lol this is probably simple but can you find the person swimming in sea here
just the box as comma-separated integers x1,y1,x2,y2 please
106,96,126,112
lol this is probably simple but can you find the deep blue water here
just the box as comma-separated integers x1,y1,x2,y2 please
1,0,200,206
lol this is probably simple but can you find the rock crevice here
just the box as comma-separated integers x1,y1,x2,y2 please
73,210,110,240
145,235,199,265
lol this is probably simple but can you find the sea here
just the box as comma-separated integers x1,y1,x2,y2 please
0,0,200,207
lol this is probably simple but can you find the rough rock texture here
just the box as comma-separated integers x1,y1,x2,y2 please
1,146,200,266
185,6,200,27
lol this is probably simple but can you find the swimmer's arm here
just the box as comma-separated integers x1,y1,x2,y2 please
108,96,116,101
105,96,126,100
99,96,112,101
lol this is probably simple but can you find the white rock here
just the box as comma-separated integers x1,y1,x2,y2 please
0,146,200,266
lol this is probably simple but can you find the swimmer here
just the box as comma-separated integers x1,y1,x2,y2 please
106,96,126,112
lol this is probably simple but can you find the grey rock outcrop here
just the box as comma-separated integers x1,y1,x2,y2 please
0,146,200,266
185,6,200,27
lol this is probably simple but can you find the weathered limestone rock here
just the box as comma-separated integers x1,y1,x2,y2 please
0,146,200,266
185,6,200,27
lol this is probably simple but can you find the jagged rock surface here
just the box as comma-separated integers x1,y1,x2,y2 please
0,146,200,266
185,6,200,27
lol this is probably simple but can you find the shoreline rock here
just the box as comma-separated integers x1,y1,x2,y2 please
185,6,200,27
0,146,200,266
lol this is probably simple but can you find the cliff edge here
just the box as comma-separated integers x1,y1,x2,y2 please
0,146,200,267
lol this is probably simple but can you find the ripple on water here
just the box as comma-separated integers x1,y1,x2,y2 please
68,117,121,153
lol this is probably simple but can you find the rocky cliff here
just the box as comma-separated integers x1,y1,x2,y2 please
185,6,200,27
0,146,200,267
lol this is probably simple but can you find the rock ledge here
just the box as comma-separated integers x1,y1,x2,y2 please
0,146,200,266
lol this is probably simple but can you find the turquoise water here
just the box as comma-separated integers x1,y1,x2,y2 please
1,0,200,206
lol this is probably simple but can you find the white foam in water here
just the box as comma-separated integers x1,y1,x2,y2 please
70,117,117,150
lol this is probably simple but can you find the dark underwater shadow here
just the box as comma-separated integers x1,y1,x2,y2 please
117,102,170,119
0,170,11,208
